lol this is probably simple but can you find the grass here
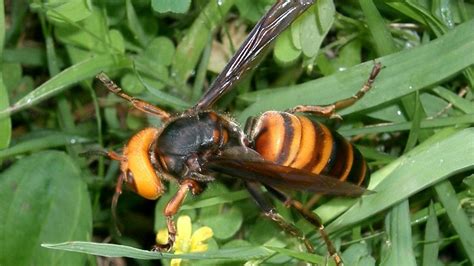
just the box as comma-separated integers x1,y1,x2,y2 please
0,0,473,265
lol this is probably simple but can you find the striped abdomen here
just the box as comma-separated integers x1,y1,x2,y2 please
249,111,369,186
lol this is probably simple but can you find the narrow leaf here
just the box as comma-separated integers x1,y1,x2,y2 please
0,133,91,160
359,0,397,55
319,128,474,231
0,54,131,119
0,0,11,148
171,0,235,83
381,200,416,266
267,246,332,265
238,20,474,122
422,202,440,266
434,180,474,263
42,242,274,260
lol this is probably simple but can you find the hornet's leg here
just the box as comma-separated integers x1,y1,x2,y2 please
288,62,382,120
80,149,127,234
265,185,343,266
79,150,125,215
152,179,203,251
96,72,171,121
245,181,314,253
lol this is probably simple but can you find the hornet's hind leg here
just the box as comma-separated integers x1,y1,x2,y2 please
245,181,314,253
288,62,382,120
265,185,344,266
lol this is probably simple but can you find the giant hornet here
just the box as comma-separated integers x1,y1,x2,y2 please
96,0,382,265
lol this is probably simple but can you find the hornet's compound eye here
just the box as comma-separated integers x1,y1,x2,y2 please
123,170,137,193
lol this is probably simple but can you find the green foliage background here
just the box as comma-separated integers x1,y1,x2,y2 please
0,0,473,265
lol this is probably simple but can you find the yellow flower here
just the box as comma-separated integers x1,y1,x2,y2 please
156,215,214,266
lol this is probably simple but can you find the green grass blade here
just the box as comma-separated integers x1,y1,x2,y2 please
389,1,474,88
3,47,45,66
0,0,11,149
381,200,416,266
387,2,447,36
181,190,249,210
320,128,474,232
192,35,212,102
171,0,235,86
0,133,91,160
238,20,474,123
0,78,9,149
434,180,474,263
359,0,397,56
422,202,440,266
42,242,274,261
0,54,131,119
139,78,191,109
339,113,474,136
404,91,423,152
126,0,148,47
432,87,474,114
266,246,333,265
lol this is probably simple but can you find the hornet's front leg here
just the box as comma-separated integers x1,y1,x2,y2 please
152,179,203,251
96,72,171,121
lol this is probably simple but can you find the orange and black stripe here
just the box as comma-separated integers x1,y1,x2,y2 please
251,111,369,187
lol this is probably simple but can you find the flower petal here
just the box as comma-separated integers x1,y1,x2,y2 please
191,243,208,253
192,226,213,242
155,229,168,245
176,215,192,240
170,258,182,266
175,215,192,252
190,226,213,251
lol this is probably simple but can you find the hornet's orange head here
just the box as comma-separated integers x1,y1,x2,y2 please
115,127,165,202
